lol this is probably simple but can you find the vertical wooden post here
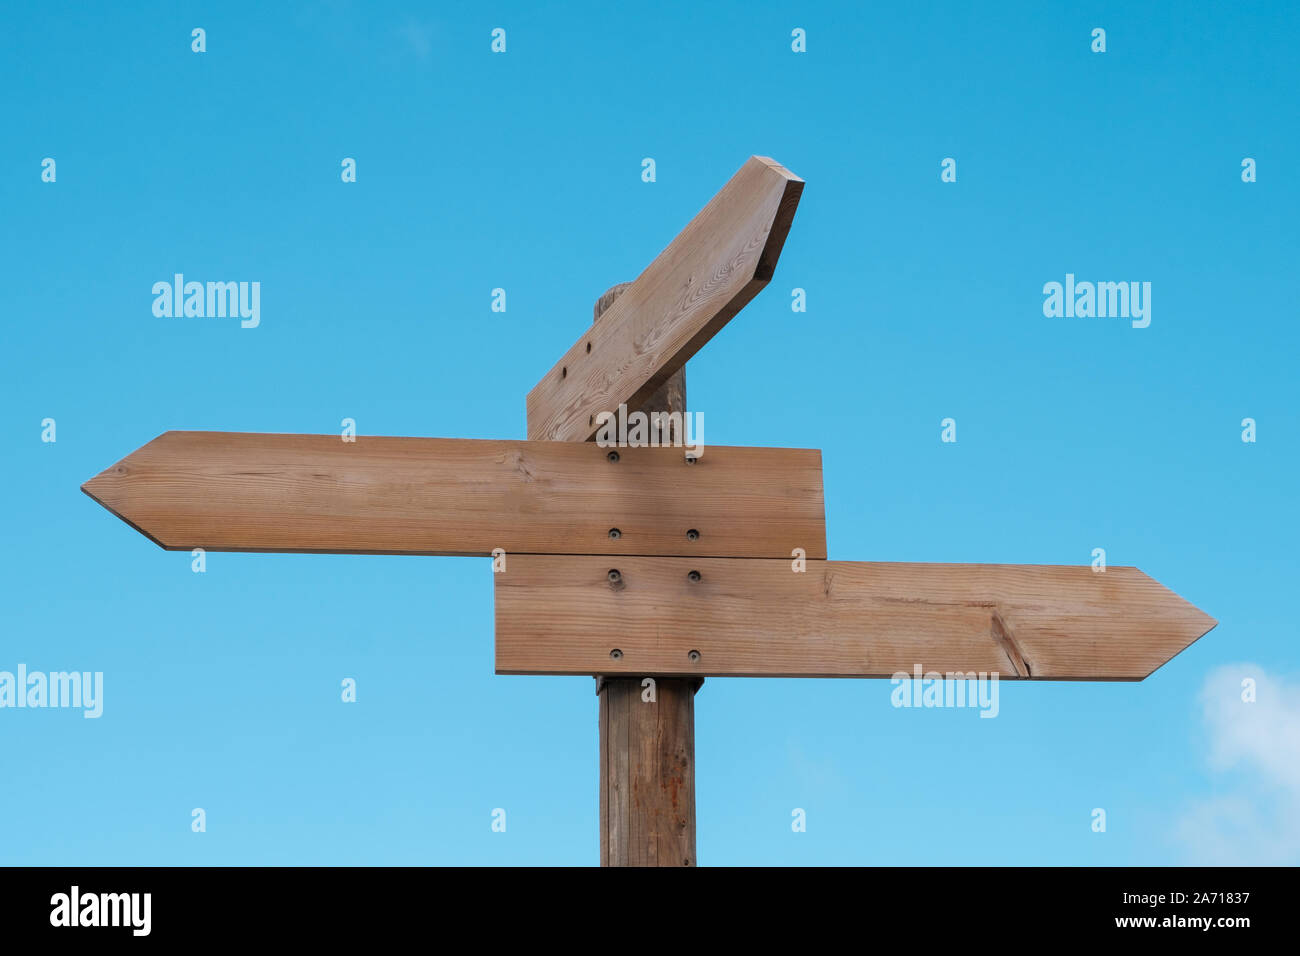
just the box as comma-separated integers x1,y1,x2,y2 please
593,283,699,867
599,676,698,866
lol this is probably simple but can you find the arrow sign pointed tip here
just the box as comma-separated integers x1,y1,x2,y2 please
82,435,178,550
1134,567,1218,660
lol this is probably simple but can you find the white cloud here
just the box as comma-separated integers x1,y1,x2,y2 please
1175,664,1300,864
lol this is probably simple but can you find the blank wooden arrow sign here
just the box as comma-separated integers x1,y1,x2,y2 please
82,430,826,558
527,156,804,443
495,556,1216,679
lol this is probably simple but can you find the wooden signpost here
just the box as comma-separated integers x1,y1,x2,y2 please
83,156,1216,867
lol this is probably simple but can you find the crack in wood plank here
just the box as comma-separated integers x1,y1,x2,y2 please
991,611,1032,678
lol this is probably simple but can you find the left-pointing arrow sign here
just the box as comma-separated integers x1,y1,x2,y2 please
82,431,827,558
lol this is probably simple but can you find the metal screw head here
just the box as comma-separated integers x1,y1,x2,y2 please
607,450,620,462
610,648,623,660
608,569,622,583
608,528,621,539
687,649,701,663
687,570,701,583
686,528,699,541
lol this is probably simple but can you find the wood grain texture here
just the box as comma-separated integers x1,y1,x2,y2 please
592,279,698,868
495,557,1217,679
600,677,697,867
593,282,688,441
81,431,826,558
526,156,803,442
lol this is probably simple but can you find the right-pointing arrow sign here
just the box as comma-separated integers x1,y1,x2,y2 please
495,557,1217,679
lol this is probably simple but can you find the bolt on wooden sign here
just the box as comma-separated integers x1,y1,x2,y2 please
84,156,1216,862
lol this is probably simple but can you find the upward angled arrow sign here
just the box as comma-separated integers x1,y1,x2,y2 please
526,156,803,443
83,156,1216,866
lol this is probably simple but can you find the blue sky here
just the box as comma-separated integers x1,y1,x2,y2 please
2,0,1297,865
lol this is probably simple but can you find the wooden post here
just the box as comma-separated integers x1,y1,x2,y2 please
598,676,698,866
594,283,699,867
